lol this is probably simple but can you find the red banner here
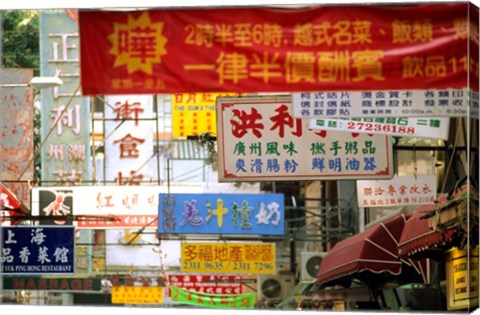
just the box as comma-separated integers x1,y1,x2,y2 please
79,4,476,95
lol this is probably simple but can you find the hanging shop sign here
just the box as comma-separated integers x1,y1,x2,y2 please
308,117,450,140
181,242,275,274
171,286,255,309
104,95,157,185
111,286,164,304
0,69,34,211
78,3,474,96
167,274,242,296
30,185,203,229
356,175,437,208
216,95,393,182
172,92,240,139
2,276,101,291
40,12,92,185
0,226,74,274
158,193,284,235
0,181,28,226
445,246,479,310
292,89,479,118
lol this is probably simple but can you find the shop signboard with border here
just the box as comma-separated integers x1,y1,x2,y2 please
445,246,479,310
1,226,74,275
216,95,393,182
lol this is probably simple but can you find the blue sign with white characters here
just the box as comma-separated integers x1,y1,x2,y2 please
1,226,74,274
158,193,284,235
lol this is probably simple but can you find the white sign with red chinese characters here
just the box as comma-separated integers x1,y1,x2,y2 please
104,95,156,185
30,185,204,229
356,175,437,208
216,95,393,181
308,117,450,140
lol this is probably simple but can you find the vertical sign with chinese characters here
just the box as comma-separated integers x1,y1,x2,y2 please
216,95,393,182
446,246,479,310
39,12,91,186
0,69,34,213
1,226,75,274
104,95,156,185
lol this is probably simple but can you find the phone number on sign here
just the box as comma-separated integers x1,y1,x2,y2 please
347,122,415,134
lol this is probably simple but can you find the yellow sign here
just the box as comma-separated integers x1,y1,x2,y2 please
172,92,238,139
181,242,275,274
111,286,164,304
446,246,479,310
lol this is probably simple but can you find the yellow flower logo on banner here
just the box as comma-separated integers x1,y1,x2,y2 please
108,12,167,74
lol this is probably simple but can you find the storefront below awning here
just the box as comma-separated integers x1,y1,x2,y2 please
315,214,408,286
276,282,314,310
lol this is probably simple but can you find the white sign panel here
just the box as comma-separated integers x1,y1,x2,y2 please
356,175,437,208
293,89,477,118
216,95,394,182
31,185,204,229
104,95,156,184
106,230,180,267
309,117,450,140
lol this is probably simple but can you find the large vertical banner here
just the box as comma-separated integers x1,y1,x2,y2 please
104,95,156,184
0,69,34,212
39,12,91,186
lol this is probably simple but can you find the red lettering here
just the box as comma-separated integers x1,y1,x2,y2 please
60,279,70,290
26,278,37,290
13,278,25,289
38,278,47,290
48,279,59,290
84,279,93,291
71,279,82,290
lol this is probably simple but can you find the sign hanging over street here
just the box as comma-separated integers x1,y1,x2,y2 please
181,242,275,274
216,95,393,181
293,89,478,118
308,117,450,140
356,175,437,208
78,3,476,95
158,193,284,235
1,226,75,274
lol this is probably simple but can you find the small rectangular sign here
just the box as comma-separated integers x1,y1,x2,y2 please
111,286,164,304
181,242,275,274
1,226,74,274
158,193,284,235
356,175,437,208
309,117,450,140
167,274,242,295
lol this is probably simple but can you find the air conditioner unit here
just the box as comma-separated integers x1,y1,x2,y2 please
257,274,295,303
300,251,326,282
